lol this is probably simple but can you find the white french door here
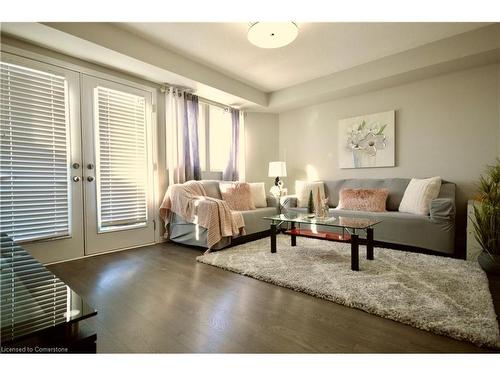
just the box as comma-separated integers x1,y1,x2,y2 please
0,53,84,263
81,75,155,255
1,52,156,263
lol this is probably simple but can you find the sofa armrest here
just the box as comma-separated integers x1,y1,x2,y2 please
430,198,455,223
266,194,279,208
280,195,298,209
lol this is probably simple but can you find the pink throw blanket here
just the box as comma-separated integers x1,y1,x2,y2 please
159,180,245,249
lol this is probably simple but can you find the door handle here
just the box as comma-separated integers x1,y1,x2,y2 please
72,176,81,182
87,176,95,182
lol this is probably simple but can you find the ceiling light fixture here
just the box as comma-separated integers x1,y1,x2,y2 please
247,22,298,49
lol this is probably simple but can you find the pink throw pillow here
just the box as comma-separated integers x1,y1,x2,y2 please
337,188,389,212
220,182,256,211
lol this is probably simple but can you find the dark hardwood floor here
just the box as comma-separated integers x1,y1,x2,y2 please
48,242,500,353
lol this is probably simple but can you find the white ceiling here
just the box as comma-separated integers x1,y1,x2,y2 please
116,22,489,92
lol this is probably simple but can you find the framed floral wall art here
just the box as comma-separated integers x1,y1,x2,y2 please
338,110,395,169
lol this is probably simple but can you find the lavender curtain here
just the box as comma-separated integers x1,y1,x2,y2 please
165,89,201,184
183,94,201,181
223,109,240,181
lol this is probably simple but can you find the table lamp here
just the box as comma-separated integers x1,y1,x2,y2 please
268,162,287,196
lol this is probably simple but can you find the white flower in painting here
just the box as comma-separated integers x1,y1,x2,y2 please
346,120,388,154
346,121,367,150
347,134,363,150
358,133,386,156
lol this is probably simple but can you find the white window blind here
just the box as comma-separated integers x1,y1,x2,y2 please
95,86,148,231
0,62,71,242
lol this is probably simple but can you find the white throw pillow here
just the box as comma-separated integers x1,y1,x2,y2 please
399,177,442,215
295,180,326,208
249,182,267,208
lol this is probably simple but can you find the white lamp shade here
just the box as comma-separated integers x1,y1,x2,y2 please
268,161,287,177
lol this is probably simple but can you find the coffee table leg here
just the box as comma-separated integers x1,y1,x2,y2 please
351,234,359,271
271,223,277,253
290,222,296,247
367,227,374,260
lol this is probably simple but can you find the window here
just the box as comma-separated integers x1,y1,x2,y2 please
0,61,71,242
94,86,148,232
198,102,232,172
208,105,232,172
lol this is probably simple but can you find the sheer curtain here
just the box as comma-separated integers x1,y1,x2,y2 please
223,109,245,181
165,89,201,184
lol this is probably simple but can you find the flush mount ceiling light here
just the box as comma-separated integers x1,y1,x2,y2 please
247,22,298,49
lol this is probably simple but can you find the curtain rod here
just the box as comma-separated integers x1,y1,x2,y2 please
160,84,239,112
199,97,232,112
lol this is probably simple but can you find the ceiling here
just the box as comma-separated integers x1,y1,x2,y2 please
116,22,489,92
2,22,497,112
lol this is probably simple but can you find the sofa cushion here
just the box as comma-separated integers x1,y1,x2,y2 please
399,177,442,215
249,182,267,208
324,178,410,210
384,179,412,211
287,206,426,220
295,180,326,208
219,182,255,211
284,206,454,254
201,180,223,199
241,207,277,234
337,188,389,212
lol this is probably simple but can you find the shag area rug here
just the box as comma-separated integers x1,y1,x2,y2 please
197,235,500,348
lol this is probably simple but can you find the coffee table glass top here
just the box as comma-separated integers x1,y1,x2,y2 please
263,212,382,230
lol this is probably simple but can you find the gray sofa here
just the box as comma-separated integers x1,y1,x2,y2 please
168,180,279,249
282,178,456,255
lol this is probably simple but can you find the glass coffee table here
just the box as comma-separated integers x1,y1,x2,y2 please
1,233,97,352
263,212,382,271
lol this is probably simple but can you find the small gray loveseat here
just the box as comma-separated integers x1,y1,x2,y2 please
168,180,279,249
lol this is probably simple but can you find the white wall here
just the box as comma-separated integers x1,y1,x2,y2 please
244,112,280,190
278,64,500,249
